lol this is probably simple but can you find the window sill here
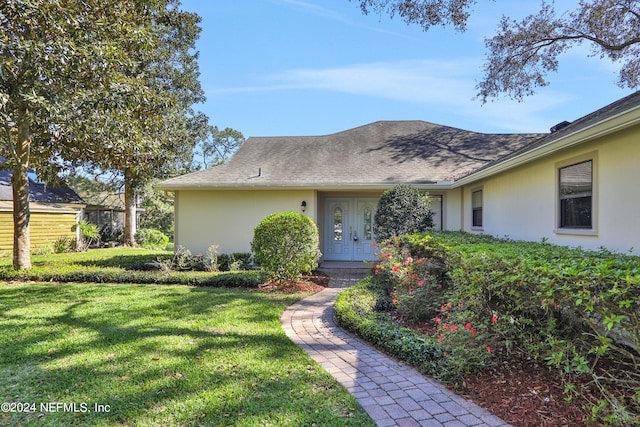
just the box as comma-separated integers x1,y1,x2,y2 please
554,228,598,236
470,226,484,232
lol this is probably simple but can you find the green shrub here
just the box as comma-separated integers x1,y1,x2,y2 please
53,237,75,253
135,228,169,250
372,237,447,322
218,252,252,271
76,220,100,250
0,265,265,288
373,184,433,242
334,276,443,374
388,231,640,423
251,211,321,282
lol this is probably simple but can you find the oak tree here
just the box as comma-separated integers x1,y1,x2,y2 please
351,0,640,101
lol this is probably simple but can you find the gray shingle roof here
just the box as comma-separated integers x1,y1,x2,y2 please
158,121,543,190
0,163,85,204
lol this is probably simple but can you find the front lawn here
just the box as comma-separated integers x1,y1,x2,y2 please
0,267,374,425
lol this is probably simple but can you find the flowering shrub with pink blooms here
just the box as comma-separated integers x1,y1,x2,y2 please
395,231,640,424
372,237,447,322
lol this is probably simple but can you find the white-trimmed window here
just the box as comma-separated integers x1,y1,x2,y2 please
471,189,483,228
559,160,592,229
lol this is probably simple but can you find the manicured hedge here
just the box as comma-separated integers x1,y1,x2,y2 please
338,232,639,424
334,276,443,375
399,232,640,356
0,266,266,288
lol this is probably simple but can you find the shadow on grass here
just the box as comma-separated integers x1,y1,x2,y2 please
74,252,173,270
0,284,372,426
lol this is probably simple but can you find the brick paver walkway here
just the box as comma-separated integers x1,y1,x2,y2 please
281,267,513,427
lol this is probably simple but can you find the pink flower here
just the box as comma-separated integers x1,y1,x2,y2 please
435,316,442,324
492,315,498,323
418,280,424,286
450,325,458,331
486,346,493,352
471,329,477,336
404,256,413,266
393,266,400,272
438,335,443,342
465,323,471,330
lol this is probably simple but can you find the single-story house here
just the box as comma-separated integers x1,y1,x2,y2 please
157,91,640,261
0,163,86,252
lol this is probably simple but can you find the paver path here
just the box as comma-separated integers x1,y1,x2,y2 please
281,267,513,427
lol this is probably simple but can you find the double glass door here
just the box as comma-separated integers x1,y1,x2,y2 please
325,198,377,261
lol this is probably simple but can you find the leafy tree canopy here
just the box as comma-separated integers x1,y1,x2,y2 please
352,0,640,101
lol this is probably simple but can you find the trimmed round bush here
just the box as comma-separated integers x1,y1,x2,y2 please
250,211,321,282
373,184,434,241
135,228,169,250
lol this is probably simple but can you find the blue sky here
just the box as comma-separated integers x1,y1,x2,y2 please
179,0,633,138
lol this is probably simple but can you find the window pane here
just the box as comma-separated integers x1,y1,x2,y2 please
561,197,592,228
472,207,483,227
560,161,592,196
559,161,592,228
363,207,372,240
334,207,342,241
472,190,482,227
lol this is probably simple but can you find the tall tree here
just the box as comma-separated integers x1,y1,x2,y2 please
1,0,150,269
196,126,245,169
351,0,640,100
66,1,208,246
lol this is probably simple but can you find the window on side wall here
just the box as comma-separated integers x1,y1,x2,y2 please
471,189,483,228
559,160,592,229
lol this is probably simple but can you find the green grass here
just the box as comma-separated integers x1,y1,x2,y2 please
0,248,265,287
1,247,171,269
0,252,374,426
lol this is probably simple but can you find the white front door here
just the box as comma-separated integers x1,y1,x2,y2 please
325,198,377,261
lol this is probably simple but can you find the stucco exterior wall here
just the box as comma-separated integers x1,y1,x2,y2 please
462,124,640,254
441,189,462,231
174,189,317,255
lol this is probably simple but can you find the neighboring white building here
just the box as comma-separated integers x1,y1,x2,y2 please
157,92,640,260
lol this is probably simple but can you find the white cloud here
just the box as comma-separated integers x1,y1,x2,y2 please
210,58,577,133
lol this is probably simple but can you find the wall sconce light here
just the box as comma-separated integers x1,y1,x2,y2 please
301,201,307,212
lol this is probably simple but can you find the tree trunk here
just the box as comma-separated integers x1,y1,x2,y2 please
123,168,137,247
12,121,32,270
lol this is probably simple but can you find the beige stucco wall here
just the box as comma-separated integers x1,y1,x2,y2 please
175,189,317,255
441,189,462,231
461,124,640,254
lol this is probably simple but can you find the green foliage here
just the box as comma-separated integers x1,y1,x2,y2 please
76,220,100,251
355,1,640,101
251,211,321,282
135,228,169,250
372,237,447,322
53,237,75,254
373,184,433,242
391,231,640,424
195,126,245,169
334,276,443,375
0,248,265,288
139,189,175,236
218,252,253,271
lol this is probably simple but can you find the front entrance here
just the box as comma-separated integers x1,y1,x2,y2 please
324,198,377,261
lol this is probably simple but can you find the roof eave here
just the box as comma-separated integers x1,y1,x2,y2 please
453,104,640,187
156,181,452,192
